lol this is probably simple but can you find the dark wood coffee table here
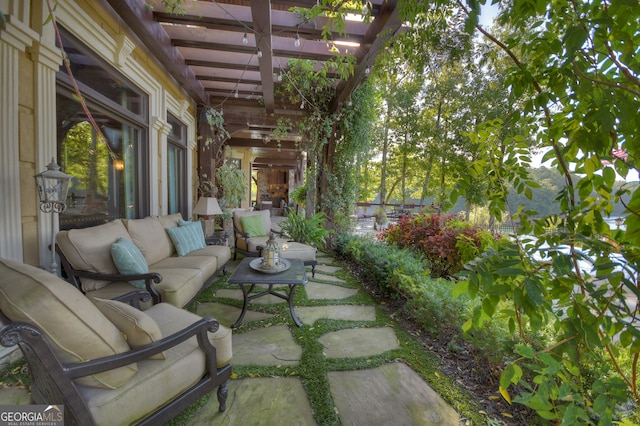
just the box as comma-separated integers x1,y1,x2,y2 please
227,257,308,328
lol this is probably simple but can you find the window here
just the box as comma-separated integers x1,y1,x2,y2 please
167,114,187,218
56,29,149,229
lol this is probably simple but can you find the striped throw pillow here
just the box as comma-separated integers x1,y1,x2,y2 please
166,221,206,256
111,238,148,289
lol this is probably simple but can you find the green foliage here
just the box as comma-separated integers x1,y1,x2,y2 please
279,211,332,249
437,1,640,422
335,233,427,299
373,208,387,224
215,154,245,208
379,213,500,278
61,121,109,196
203,106,230,146
323,81,378,233
335,232,517,369
289,184,307,207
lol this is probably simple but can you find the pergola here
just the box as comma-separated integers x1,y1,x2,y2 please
106,0,403,180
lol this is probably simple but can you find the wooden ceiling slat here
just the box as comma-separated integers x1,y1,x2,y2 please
105,0,403,163
251,0,275,113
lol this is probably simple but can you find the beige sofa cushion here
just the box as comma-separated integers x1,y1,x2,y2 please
157,213,184,256
80,303,232,426
147,268,203,308
157,213,184,229
234,209,271,235
0,259,137,389
91,298,165,360
125,217,173,265
56,220,132,292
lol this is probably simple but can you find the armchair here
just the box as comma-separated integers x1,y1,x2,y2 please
0,258,232,426
232,210,318,276
232,209,284,259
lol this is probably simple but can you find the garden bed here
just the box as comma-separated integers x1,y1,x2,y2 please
342,258,538,425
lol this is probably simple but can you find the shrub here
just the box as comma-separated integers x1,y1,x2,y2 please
335,232,515,365
379,214,500,278
335,233,426,299
280,211,332,249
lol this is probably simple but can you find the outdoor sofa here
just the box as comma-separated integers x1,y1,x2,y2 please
0,257,232,425
56,213,230,307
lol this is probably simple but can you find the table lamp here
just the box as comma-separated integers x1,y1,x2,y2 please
193,197,223,236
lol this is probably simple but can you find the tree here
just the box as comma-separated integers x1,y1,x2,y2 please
447,0,640,423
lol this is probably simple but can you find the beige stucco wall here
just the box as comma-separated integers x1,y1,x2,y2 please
1,0,198,269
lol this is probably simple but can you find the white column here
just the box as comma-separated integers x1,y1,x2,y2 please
0,16,38,262
152,116,171,216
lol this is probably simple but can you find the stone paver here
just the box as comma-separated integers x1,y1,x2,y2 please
310,273,348,283
328,363,459,426
0,253,461,425
296,305,376,325
187,377,316,426
232,325,301,366
315,264,342,274
305,282,358,300
216,288,287,304
196,302,273,328
0,388,30,405
319,327,400,358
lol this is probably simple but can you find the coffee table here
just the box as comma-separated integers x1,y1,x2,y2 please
227,257,308,328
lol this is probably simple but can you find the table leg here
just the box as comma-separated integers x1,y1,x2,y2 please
232,283,254,328
287,284,303,327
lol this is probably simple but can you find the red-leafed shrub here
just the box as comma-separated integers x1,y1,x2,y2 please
379,213,499,278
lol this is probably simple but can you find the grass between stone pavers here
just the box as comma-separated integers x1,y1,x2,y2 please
179,261,486,426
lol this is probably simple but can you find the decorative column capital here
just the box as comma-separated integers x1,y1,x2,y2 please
152,116,171,135
30,41,63,71
0,14,38,52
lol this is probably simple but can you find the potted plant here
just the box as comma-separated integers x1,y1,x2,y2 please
289,183,307,213
374,208,388,230
279,211,332,249
215,154,246,240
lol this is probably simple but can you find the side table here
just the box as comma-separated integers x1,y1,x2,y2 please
227,257,308,328
206,229,229,246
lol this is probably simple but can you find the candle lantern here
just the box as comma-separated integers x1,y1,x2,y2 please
261,233,280,269
34,158,73,275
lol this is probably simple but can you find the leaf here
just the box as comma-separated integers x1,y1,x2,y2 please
452,280,469,298
500,386,512,404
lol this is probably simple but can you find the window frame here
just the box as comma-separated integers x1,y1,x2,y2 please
55,29,150,229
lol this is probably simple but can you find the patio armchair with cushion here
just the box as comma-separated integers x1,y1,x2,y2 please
0,258,232,426
232,209,318,277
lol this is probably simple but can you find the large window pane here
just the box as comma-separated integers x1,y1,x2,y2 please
58,93,145,228
56,29,148,230
167,114,187,218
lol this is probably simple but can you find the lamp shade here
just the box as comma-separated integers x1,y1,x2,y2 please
193,197,223,216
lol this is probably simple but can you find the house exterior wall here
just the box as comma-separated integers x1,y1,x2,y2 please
0,0,198,270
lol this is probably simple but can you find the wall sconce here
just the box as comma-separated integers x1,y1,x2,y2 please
34,158,73,274
113,159,124,171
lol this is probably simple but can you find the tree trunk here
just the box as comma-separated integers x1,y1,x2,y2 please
420,154,433,206
379,101,391,208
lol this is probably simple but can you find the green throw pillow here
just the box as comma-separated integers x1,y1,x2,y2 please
167,221,206,256
111,238,148,289
240,214,267,237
